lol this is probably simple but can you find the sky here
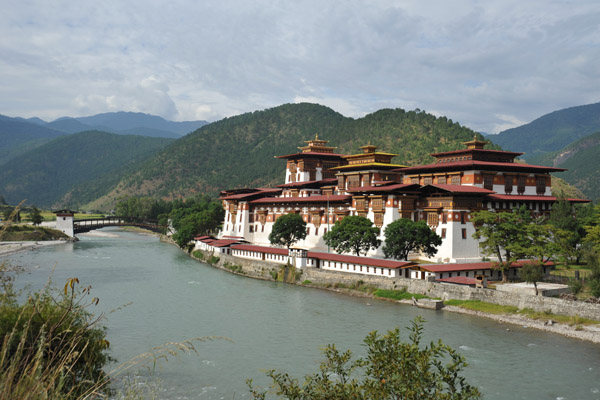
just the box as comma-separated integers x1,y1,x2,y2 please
1,0,599,134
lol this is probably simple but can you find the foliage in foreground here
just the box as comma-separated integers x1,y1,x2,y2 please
0,272,112,399
248,317,481,400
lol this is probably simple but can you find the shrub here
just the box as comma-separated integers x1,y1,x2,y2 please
568,278,583,295
0,275,113,399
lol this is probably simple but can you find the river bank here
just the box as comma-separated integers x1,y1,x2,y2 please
179,242,600,344
0,240,70,258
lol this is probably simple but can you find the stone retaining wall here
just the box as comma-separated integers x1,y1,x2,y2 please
190,248,600,321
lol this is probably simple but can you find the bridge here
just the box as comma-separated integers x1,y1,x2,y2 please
74,216,165,234
54,210,166,237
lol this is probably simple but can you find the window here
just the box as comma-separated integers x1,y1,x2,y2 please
411,177,419,184
249,225,254,233
536,177,546,194
451,175,461,185
460,211,466,224
306,227,310,235
315,227,318,235
483,175,494,190
504,175,513,194
442,213,447,224
424,176,433,185
441,228,446,239
517,175,526,194
462,228,467,239
437,176,446,184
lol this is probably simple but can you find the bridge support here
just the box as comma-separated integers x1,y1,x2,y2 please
54,210,75,237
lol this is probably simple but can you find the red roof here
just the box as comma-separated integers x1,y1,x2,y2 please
209,239,241,247
277,178,337,188
396,160,565,174
307,251,415,269
421,260,553,273
276,151,345,159
436,276,479,285
194,235,213,241
250,195,351,204
231,244,289,255
220,188,281,200
347,183,420,193
487,194,589,203
422,184,495,194
430,148,523,157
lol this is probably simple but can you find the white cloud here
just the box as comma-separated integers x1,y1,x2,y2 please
0,0,598,134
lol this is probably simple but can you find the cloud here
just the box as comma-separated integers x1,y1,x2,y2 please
0,0,599,134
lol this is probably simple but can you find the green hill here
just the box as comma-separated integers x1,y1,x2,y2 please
0,131,173,208
89,103,488,209
0,115,66,165
532,132,600,201
490,102,600,159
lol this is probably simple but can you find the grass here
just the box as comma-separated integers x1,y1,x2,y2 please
445,300,600,325
374,288,430,301
0,225,69,241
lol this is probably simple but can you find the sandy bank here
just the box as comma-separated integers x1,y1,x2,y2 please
0,240,69,258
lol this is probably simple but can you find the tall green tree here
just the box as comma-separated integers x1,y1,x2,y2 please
548,199,585,265
29,206,43,226
323,215,381,256
248,317,481,400
383,218,442,261
268,213,307,249
471,206,533,282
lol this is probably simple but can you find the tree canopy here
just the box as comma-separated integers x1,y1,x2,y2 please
269,213,307,249
383,219,441,261
471,206,544,281
323,215,381,256
248,317,481,400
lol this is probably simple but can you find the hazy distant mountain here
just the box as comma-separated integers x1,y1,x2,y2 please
0,131,173,208
490,102,600,159
0,115,65,165
46,117,94,134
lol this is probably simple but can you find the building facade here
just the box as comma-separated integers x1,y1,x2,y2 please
220,136,585,263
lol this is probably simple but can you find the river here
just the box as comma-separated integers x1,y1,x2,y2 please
2,228,599,399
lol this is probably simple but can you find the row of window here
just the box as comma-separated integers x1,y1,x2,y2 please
325,261,393,276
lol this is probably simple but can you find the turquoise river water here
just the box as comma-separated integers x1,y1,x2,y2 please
2,228,599,399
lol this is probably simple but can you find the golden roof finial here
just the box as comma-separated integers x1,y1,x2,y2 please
315,133,319,140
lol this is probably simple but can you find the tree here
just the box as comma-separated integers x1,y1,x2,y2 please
170,198,225,249
548,199,585,265
471,206,533,282
519,262,544,295
323,215,381,256
29,206,43,226
248,317,481,400
383,219,442,261
268,213,307,249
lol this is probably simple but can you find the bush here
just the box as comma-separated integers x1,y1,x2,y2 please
374,288,429,301
0,274,113,399
248,317,481,399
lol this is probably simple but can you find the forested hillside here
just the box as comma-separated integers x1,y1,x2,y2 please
533,132,600,201
490,102,600,159
0,115,65,165
0,131,172,207
90,103,487,209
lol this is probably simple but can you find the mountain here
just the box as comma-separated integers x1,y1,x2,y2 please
0,115,65,165
88,103,489,209
489,102,600,159
532,131,600,201
42,112,208,138
0,131,173,208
